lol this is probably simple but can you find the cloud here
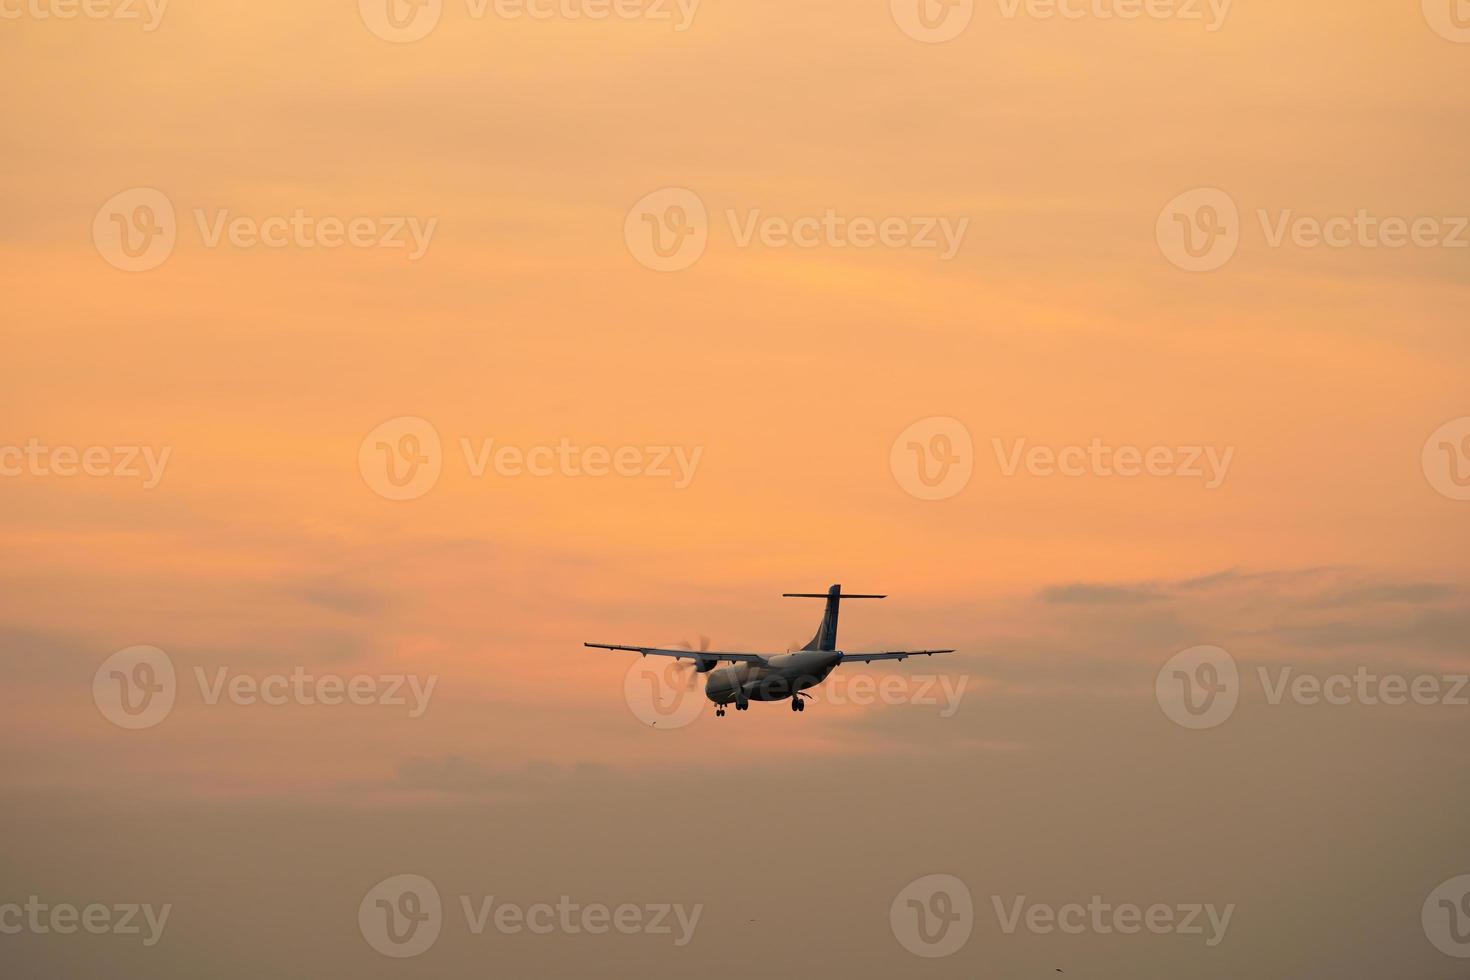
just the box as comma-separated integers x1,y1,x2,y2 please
392,756,616,797
1309,582,1458,607
1026,567,1467,670
283,577,390,616
1038,583,1166,604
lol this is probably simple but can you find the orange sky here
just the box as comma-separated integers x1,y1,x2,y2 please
2,2,1468,976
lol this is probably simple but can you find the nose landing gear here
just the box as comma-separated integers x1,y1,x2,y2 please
790,693,808,712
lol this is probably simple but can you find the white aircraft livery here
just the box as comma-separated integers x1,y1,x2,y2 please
585,584,954,717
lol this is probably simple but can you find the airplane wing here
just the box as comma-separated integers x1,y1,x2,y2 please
583,643,769,665
839,649,955,663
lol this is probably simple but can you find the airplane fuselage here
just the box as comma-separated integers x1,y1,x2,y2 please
704,650,842,705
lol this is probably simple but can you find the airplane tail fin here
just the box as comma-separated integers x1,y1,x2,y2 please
783,584,886,651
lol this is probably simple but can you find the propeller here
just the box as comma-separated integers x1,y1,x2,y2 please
672,635,712,689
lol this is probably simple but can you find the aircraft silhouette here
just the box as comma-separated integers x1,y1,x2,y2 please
585,584,954,717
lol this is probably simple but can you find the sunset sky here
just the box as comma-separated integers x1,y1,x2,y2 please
3,0,1468,976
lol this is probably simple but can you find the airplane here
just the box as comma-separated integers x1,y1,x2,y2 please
584,584,954,717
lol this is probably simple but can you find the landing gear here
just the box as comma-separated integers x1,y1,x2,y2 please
716,707,726,717
791,693,807,712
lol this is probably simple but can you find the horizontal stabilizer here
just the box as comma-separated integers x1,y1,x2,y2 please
783,593,886,599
